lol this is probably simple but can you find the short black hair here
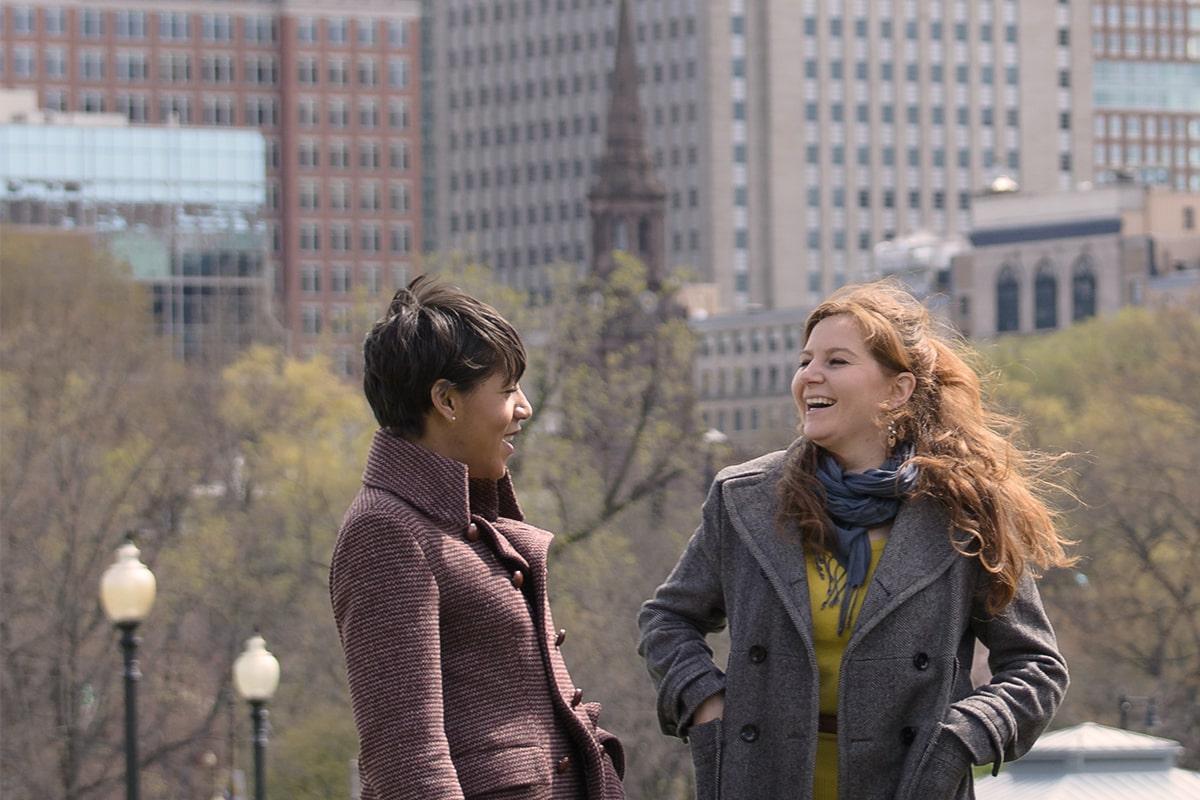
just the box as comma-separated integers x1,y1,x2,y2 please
363,275,526,437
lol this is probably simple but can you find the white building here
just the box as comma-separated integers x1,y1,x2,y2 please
976,722,1200,800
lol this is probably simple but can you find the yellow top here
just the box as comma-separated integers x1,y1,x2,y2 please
807,537,888,800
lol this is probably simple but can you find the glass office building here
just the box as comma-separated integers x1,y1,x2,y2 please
0,118,276,363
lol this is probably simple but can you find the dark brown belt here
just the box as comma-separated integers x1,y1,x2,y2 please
818,713,838,734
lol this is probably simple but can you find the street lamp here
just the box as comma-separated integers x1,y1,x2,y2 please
99,538,157,800
233,632,280,800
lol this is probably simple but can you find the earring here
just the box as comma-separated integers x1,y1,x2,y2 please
886,420,898,450
451,415,457,422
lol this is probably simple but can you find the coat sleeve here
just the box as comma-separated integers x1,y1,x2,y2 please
330,510,466,800
938,569,1069,775
637,479,730,740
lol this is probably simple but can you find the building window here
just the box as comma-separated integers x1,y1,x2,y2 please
158,12,190,41
1034,264,1058,330
389,183,411,212
388,58,410,88
245,97,278,126
358,59,379,86
330,265,351,293
79,51,106,80
13,47,35,78
201,14,233,42
116,93,150,122
115,11,147,39
299,223,321,252
301,306,322,335
358,19,378,46
296,18,317,43
1072,258,1097,321
80,9,106,38
996,266,1020,333
388,19,408,47
244,17,277,44
390,226,413,254
328,18,348,44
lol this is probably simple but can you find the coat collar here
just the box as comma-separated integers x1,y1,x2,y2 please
361,429,524,528
721,441,959,651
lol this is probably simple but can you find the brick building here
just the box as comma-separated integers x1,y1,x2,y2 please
1,0,421,373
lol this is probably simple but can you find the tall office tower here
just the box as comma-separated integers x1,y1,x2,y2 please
1089,1,1200,192
587,0,667,284
425,0,713,304
0,1,421,374
426,0,1090,313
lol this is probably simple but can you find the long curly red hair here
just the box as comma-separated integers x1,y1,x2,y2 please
778,281,1075,613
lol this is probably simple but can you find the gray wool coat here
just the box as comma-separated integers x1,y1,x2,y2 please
638,447,1068,800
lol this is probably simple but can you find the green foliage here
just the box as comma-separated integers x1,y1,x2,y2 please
990,307,1200,766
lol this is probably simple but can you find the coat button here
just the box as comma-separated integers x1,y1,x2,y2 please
511,570,524,589
466,523,480,542
901,726,917,746
555,629,567,647
740,724,759,743
556,756,571,774
748,645,767,664
913,652,930,670
571,688,583,707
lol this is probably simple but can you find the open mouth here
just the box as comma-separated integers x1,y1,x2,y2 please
805,397,836,411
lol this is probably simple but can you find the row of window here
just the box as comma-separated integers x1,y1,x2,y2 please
803,103,1019,127
5,49,286,85
445,70,675,109
1092,4,1195,29
299,263,405,296
1096,143,1200,168
296,57,409,88
801,60,1019,86
297,182,412,213
294,17,409,48
995,262,1097,333
699,364,795,401
445,0,655,30
799,16,1018,43
296,141,412,171
803,143,1021,171
295,98,410,130
701,404,792,436
36,90,282,127
4,8,281,43
698,326,802,359
297,223,413,255
1092,31,1195,58
1095,114,1200,139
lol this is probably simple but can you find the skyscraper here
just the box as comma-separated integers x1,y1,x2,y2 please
1,0,422,374
426,0,1092,314
1088,0,1200,192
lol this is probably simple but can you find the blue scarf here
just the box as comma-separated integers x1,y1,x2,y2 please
814,447,918,635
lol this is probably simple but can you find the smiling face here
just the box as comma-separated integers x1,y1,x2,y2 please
440,371,532,480
792,314,915,473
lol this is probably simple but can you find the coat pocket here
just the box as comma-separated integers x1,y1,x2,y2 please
688,718,723,800
899,724,972,800
455,744,551,800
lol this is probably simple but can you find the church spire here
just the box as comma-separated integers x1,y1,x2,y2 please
588,0,667,283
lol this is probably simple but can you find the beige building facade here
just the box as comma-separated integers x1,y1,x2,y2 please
953,182,1200,338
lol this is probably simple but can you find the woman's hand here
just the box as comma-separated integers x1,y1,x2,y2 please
693,691,726,726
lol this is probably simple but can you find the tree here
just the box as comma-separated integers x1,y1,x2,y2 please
0,229,218,798
991,307,1200,766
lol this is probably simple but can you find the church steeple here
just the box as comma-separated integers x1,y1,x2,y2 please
588,0,667,284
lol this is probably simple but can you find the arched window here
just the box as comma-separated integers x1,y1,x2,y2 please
1034,262,1058,330
996,265,1020,333
1072,257,1097,321
613,218,628,251
638,217,652,254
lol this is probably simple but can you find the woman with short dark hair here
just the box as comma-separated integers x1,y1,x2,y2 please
332,276,625,800
639,281,1072,800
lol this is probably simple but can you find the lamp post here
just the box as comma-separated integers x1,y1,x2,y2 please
99,538,157,800
233,632,280,800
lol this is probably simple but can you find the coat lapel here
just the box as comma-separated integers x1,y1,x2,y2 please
722,470,816,657
846,496,960,651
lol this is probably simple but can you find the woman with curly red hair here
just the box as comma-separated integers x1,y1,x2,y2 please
639,281,1073,800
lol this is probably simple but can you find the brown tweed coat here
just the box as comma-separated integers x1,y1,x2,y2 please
331,430,625,800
